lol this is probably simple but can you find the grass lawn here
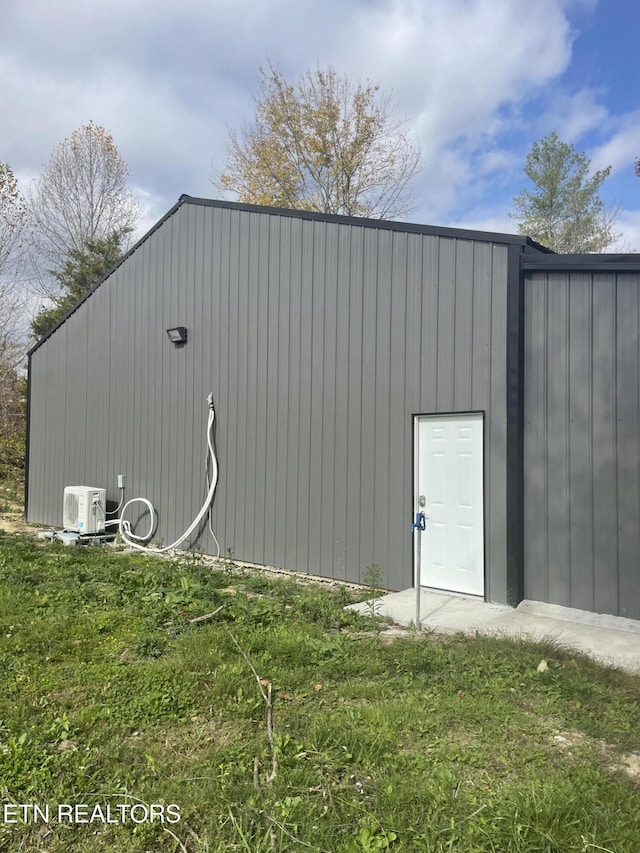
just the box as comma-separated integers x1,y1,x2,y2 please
0,532,639,852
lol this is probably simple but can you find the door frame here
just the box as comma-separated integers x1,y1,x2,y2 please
412,410,487,599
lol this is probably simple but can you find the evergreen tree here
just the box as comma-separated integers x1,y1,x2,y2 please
510,132,619,253
31,231,126,340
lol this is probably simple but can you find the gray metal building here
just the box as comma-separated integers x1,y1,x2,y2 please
26,197,640,620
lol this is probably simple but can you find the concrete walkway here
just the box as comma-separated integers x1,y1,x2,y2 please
347,588,640,675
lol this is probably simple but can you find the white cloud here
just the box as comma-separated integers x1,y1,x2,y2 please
590,111,640,175
544,88,609,142
476,148,523,177
130,186,173,243
1,0,370,211
2,0,634,239
333,0,573,142
444,210,516,237
326,0,576,220
611,209,640,253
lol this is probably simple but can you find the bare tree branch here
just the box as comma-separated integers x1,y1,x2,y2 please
227,629,278,784
213,63,421,220
0,163,29,372
27,121,140,300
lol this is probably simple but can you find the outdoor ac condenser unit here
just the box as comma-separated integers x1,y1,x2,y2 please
63,486,106,534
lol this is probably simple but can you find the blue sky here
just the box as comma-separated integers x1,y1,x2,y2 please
2,0,638,248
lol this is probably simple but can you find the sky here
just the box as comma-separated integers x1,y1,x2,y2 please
1,0,639,250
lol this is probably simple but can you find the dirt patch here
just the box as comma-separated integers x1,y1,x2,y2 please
618,752,640,779
0,511,32,535
125,714,239,767
550,727,640,782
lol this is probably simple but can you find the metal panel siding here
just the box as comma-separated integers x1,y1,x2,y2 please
296,220,314,571
284,217,303,569
453,240,474,407
617,276,640,615
345,228,365,577
307,221,326,575
357,228,377,574
27,201,511,596
226,209,242,555
591,275,618,616
372,229,392,580
332,225,352,581
420,237,439,406
524,274,547,604
524,270,640,619
436,238,456,409
546,276,571,606
389,232,409,582
487,245,508,602
320,223,338,576
274,219,292,565
567,275,594,611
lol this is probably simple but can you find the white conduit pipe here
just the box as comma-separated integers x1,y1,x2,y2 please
105,394,220,556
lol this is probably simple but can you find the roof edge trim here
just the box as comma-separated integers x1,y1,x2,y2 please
522,252,640,273
27,196,188,356
179,194,536,247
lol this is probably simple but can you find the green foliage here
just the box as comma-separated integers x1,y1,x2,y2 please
0,364,26,483
215,62,421,219
511,131,619,252
0,431,23,471
360,562,386,630
31,230,127,340
0,534,639,851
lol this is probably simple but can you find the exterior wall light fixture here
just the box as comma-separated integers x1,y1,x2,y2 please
166,326,188,345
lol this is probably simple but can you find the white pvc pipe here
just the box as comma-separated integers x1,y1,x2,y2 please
106,396,220,556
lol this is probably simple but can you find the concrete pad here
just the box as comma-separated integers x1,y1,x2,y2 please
347,589,640,675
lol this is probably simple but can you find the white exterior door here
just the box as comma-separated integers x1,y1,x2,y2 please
415,413,485,596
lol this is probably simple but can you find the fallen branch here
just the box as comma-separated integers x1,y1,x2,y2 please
254,808,333,853
227,629,278,784
163,824,189,853
189,605,224,625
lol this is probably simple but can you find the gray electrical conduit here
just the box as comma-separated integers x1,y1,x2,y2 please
104,394,221,556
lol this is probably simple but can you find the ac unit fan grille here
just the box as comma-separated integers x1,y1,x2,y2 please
65,493,79,526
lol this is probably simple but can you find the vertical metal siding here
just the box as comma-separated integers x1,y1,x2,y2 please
567,274,594,611
27,202,510,595
489,246,509,603
332,225,352,581
617,277,640,614
524,270,640,619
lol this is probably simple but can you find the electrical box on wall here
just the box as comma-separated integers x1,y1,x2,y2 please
63,486,106,534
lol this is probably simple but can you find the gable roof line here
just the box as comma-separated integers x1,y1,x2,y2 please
180,194,549,250
27,196,187,356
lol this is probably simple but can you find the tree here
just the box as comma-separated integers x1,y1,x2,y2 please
31,231,126,340
28,121,140,286
214,63,421,219
0,164,28,369
0,361,26,472
0,165,29,476
510,132,619,253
